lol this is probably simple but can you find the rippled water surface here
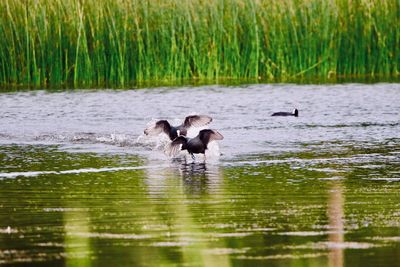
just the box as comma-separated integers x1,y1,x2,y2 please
1,84,400,266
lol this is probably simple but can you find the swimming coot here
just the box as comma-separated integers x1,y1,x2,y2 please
271,108,299,117
144,115,212,140
165,129,223,159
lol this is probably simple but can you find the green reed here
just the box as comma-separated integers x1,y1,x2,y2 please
0,0,398,88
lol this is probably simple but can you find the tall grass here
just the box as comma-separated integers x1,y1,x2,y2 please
0,0,398,88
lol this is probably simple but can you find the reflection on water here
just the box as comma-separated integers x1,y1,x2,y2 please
328,181,344,267
1,143,399,266
1,84,400,266
64,206,91,267
176,161,222,194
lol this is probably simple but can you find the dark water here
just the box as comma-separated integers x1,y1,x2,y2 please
0,84,400,266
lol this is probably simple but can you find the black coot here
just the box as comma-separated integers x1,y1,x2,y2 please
165,129,223,159
144,115,212,140
271,108,299,117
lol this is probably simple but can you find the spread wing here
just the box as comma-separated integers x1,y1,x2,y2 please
199,129,224,144
183,115,212,128
165,136,187,157
208,130,224,141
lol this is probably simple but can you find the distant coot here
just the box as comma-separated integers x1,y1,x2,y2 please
271,108,299,117
165,129,223,159
144,115,212,140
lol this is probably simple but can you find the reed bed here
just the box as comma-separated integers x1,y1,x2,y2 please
0,0,398,88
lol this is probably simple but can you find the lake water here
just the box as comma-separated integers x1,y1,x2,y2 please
0,84,399,266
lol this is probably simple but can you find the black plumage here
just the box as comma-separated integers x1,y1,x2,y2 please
271,108,299,117
165,129,223,159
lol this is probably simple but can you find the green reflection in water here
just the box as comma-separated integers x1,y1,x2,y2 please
160,167,230,267
0,144,400,266
64,207,91,267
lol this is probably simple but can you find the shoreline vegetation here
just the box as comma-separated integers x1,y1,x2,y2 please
0,0,399,89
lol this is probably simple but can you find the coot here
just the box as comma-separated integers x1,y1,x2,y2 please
144,115,212,140
271,108,299,117
165,129,223,159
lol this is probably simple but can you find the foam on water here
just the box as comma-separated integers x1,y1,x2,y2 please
0,164,170,179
